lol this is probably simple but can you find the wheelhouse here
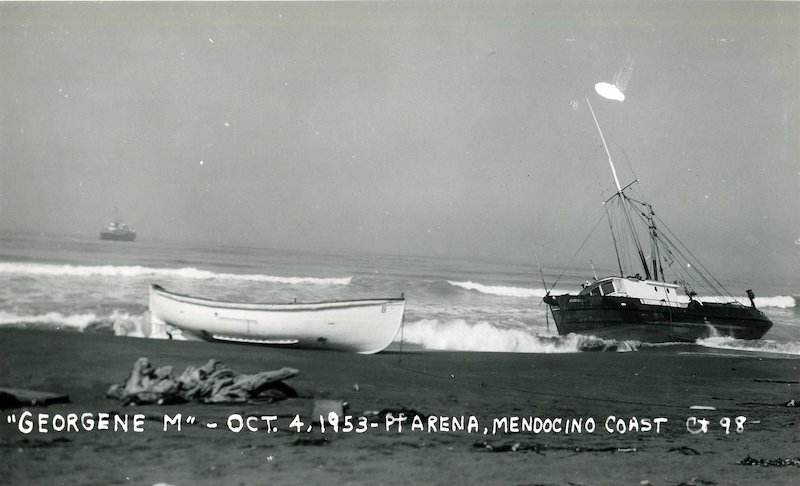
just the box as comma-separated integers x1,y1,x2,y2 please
579,277,691,307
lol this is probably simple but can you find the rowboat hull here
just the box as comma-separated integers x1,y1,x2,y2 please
148,285,406,354
544,293,772,343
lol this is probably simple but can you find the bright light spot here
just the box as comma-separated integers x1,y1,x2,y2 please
595,82,625,101
594,57,635,102
199,160,204,166
224,122,230,127
686,263,692,268
208,38,214,44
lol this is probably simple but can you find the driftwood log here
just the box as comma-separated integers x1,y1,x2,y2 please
106,357,298,405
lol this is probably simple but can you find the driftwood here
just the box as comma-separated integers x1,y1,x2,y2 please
106,357,298,405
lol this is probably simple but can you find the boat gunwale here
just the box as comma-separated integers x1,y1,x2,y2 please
548,293,760,313
150,284,405,312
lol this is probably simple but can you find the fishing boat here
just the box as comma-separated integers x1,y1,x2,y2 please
148,284,406,354
100,208,136,241
542,94,772,343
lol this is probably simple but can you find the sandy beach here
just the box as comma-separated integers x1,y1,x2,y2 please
0,328,798,485
2,1,798,484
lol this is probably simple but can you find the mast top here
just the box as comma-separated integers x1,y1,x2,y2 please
585,94,652,280
585,96,623,194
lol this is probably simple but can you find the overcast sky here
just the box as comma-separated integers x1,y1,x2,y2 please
1,1,798,274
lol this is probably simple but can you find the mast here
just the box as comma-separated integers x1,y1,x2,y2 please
604,207,625,278
647,204,664,282
585,96,652,280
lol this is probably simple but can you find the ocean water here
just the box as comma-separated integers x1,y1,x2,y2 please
1,233,798,356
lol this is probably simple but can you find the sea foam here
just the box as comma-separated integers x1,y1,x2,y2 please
399,318,637,353
696,336,800,356
447,280,567,298
0,262,351,286
0,309,179,340
447,281,547,298
0,310,98,331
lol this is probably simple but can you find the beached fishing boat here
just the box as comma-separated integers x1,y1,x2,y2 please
542,94,772,343
148,284,406,354
100,208,136,242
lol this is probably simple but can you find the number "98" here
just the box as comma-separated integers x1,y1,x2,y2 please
685,416,746,434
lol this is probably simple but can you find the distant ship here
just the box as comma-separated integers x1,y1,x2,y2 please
542,94,772,343
100,209,136,242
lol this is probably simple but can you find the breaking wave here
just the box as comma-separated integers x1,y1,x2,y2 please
729,295,795,309
447,281,545,298
0,310,99,331
0,310,639,353
696,336,800,356
399,319,638,353
448,279,796,309
0,262,352,286
0,309,174,339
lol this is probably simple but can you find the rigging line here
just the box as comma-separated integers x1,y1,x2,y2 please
654,236,694,289
604,198,624,277
548,211,608,291
615,199,636,276
634,212,726,297
626,207,700,283
622,148,638,181
626,198,662,281
533,246,552,334
619,192,651,279
655,222,665,281
651,213,736,299
624,195,649,208
654,230,729,298
610,202,629,275
615,202,630,273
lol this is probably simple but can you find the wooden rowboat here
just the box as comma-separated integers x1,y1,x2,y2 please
148,284,406,354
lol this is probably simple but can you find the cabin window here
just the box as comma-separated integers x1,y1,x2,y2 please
590,287,601,296
600,281,615,295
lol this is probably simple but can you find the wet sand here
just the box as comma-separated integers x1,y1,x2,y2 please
1,327,799,485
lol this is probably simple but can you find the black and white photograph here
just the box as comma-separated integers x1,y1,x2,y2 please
1,1,799,484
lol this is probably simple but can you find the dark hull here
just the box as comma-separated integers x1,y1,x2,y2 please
544,294,772,343
100,231,136,242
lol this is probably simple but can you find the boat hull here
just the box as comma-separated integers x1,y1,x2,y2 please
148,285,406,354
100,231,136,241
544,294,772,343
